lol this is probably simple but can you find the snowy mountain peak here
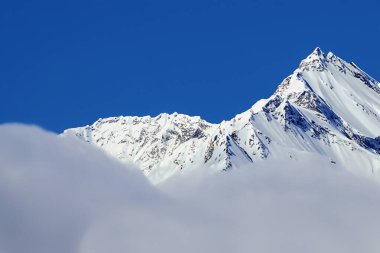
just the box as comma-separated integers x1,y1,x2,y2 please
298,47,329,71
326,51,336,59
307,47,336,61
312,46,324,56
63,48,380,183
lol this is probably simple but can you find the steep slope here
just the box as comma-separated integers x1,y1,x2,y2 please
63,48,380,183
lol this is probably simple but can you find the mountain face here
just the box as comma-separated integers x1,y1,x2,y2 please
63,48,380,183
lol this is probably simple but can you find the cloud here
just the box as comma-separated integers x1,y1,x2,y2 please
161,159,380,252
1,124,380,253
0,124,160,253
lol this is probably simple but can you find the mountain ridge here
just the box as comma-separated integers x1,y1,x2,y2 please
63,47,380,183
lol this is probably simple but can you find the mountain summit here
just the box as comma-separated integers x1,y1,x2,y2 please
63,48,380,183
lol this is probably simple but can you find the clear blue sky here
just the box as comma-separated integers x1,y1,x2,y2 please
1,0,379,133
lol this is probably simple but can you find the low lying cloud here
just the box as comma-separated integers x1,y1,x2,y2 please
0,124,161,253
161,158,380,252
1,124,380,253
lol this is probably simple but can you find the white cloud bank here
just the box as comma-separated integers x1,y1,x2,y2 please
1,124,380,253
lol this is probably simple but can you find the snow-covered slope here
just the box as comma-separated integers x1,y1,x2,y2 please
63,48,380,183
